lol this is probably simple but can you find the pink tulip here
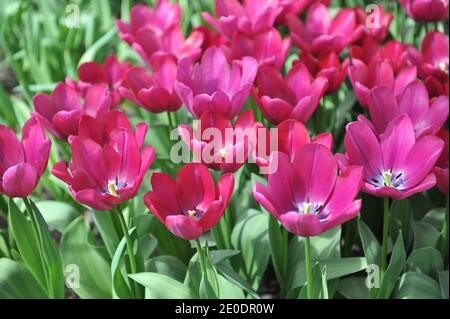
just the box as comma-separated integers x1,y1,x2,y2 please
355,5,393,42
344,114,444,200
287,3,364,55
66,54,130,107
119,54,181,113
301,52,349,94
175,47,257,119
253,144,363,237
433,128,449,194
227,28,291,69
425,75,449,98
399,0,449,22
52,114,155,210
116,2,203,65
0,117,51,198
251,63,328,124
363,80,449,137
144,163,234,240
202,0,282,39
348,59,417,107
32,83,112,139
178,110,255,173
253,119,333,171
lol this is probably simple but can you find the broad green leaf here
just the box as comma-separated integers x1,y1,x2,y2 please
358,219,380,266
35,200,80,233
413,221,440,249
438,271,449,299
379,235,406,299
216,273,245,299
268,215,288,289
0,258,47,299
91,209,121,258
146,255,187,282
129,272,192,299
215,262,260,299
405,247,443,279
60,218,112,299
389,199,414,250
394,272,441,299
110,228,136,299
338,277,371,299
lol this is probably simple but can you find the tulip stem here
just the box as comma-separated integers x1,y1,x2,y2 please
194,238,207,274
304,236,313,299
116,206,139,298
380,197,390,280
167,111,175,133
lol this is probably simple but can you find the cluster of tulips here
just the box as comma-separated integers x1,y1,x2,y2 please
0,0,448,299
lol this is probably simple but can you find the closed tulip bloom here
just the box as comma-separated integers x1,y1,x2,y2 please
0,117,51,198
355,5,393,42
344,114,444,200
32,83,112,139
253,144,363,237
66,54,130,107
433,128,449,194
179,110,255,173
175,47,257,119
119,54,181,113
251,63,328,124
398,0,449,22
52,116,155,210
144,163,234,240
363,80,449,137
116,2,203,64
202,0,282,39
348,59,416,107
287,3,364,55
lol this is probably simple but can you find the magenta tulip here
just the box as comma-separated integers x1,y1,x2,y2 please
253,144,363,237
398,0,449,22
144,163,234,240
344,114,444,200
202,0,282,39
355,5,393,42
287,3,364,55
0,117,51,198
251,63,328,124
179,110,255,173
363,80,449,137
119,54,181,113
32,83,112,139
433,128,449,194
66,54,130,107
175,47,257,119
52,114,155,210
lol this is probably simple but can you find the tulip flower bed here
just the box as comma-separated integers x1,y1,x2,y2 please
0,0,448,300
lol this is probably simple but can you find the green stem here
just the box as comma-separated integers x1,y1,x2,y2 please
167,111,175,133
380,197,390,279
194,238,207,274
304,236,313,299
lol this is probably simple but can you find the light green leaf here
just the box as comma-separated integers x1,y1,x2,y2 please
129,272,192,299
379,235,406,299
394,272,441,299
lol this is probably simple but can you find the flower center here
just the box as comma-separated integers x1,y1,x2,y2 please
382,169,393,187
219,148,227,158
188,209,197,219
439,61,448,73
302,202,312,214
297,201,327,222
108,180,118,197
369,169,404,189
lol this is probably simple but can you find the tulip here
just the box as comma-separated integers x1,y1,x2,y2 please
178,110,255,173
192,25,227,54
226,28,291,69
287,3,364,55
202,0,282,39
433,128,449,194
175,47,257,119
251,63,328,124
424,75,449,98
253,119,332,171
52,116,155,210
144,163,234,240
0,117,51,198
398,0,449,22
348,59,417,107
344,114,444,200
66,54,130,107
355,5,393,42
276,0,311,25
32,83,112,139
116,2,203,65
363,80,449,137
300,53,349,94
119,54,181,113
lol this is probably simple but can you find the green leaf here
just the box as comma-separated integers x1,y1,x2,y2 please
268,215,288,288
146,255,187,283
438,271,449,299
394,272,441,299
405,247,443,279
358,219,381,266
215,262,260,299
129,272,192,299
379,235,406,299
110,228,135,299
35,200,79,233
338,277,371,299
413,221,440,249
60,218,112,299
389,199,414,250
91,209,122,258
0,258,47,299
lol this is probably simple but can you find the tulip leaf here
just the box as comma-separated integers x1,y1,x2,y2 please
389,199,414,251
405,247,443,280
413,221,440,250
91,209,122,258
338,277,371,299
268,215,288,293
129,272,193,299
146,255,187,283
34,200,80,233
111,227,136,299
358,219,381,266
0,258,48,299
60,218,112,299
438,271,449,299
379,235,406,299
393,272,441,299
215,262,260,299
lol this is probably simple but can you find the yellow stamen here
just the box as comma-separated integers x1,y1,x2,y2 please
188,210,196,219
108,180,118,197
303,202,312,214
219,148,227,158
382,169,392,187
439,61,447,72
